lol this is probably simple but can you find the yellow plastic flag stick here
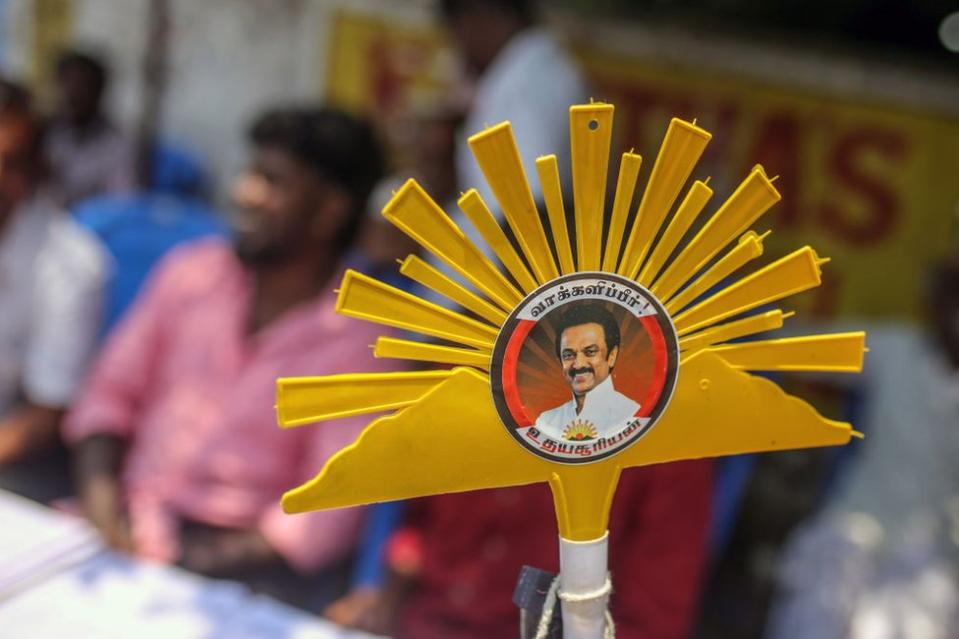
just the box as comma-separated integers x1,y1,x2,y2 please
679,309,792,355
399,255,507,326
374,336,491,370
276,370,454,427
458,189,539,294
601,151,642,272
468,122,559,283
672,247,828,336
535,155,576,275
550,464,622,541
384,179,521,310
653,166,780,302
570,104,614,271
617,118,711,279
709,332,867,373
663,231,769,314
337,270,499,350
638,179,713,286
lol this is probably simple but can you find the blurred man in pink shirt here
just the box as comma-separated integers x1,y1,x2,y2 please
65,106,388,609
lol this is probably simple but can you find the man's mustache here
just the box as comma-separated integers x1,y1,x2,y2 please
568,366,594,378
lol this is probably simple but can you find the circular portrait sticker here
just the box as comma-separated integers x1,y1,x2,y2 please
490,272,679,464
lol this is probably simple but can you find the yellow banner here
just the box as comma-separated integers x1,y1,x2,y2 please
31,0,72,100
326,9,451,119
325,9,959,320
582,52,959,320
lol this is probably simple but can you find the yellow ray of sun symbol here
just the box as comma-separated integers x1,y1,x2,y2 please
276,103,865,545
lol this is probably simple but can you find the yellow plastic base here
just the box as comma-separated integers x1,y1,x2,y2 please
282,351,855,540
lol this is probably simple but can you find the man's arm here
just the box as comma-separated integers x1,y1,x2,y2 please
239,339,401,578
178,526,277,577
324,500,427,635
64,244,185,549
74,433,131,551
179,406,375,577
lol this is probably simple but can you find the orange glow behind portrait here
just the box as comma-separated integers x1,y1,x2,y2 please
514,301,659,422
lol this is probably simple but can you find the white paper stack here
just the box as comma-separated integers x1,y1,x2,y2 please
0,490,385,638
0,553,384,638
0,490,102,600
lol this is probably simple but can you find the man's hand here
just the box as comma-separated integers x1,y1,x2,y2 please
74,434,132,552
82,473,133,552
179,526,278,577
324,571,412,635
0,403,62,465
323,586,388,632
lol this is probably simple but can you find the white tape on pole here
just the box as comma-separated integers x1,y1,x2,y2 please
558,533,611,638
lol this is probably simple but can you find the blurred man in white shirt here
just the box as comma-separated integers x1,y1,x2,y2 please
440,0,588,236
0,79,108,501
767,256,959,638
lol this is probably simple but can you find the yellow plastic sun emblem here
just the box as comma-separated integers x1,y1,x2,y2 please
275,104,864,630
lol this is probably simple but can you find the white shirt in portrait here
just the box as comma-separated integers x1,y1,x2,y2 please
534,375,640,440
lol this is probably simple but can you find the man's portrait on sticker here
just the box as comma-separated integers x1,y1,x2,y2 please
491,273,679,464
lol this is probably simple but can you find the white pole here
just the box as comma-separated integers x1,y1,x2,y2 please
558,532,611,638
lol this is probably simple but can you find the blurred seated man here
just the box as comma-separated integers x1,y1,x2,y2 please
0,80,107,502
66,106,389,610
45,49,134,207
335,462,714,638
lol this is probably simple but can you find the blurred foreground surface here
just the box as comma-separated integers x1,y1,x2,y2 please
0,489,384,639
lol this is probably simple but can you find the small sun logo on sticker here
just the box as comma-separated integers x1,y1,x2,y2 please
563,420,598,441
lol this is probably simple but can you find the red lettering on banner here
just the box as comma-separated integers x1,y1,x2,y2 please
586,72,911,250
748,113,801,229
820,128,909,245
699,101,741,177
595,83,662,150
810,269,841,318
368,37,404,114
